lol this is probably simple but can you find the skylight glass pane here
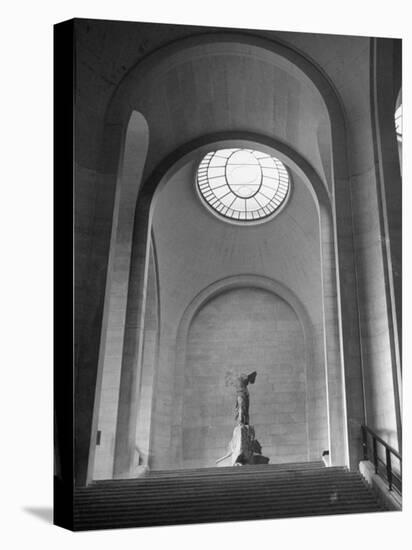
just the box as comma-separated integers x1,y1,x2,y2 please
230,197,246,212
214,148,237,158
261,166,278,178
209,177,227,189
196,148,290,223
214,186,232,200
220,193,237,207
208,155,228,168
258,157,276,168
207,166,226,177
229,149,257,164
261,182,279,195
245,199,260,212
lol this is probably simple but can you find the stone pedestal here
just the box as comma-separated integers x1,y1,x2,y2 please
217,424,269,466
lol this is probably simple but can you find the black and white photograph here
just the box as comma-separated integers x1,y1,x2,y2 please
2,1,409,547
54,14,402,531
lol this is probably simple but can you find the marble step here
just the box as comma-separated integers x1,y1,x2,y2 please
73,462,384,530
74,503,383,530
75,478,371,502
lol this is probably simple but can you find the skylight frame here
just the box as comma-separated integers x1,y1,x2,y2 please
196,148,291,224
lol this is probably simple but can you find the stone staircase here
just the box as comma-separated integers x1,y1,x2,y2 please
74,461,385,530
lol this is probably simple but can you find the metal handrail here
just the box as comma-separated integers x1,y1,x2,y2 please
361,425,402,494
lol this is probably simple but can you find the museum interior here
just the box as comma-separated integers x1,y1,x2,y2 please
56,18,402,529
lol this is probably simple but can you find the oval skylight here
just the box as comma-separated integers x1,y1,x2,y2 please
196,148,290,223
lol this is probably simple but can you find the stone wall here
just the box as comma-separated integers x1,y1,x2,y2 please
180,288,312,468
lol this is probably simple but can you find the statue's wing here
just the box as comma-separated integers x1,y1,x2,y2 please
247,371,257,384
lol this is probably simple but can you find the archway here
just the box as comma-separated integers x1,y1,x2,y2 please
100,132,347,480
88,111,149,481
86,33,363,483
183,288,308,468
163,275,328,471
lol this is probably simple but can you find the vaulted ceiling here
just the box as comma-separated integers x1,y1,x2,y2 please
108,40,332,187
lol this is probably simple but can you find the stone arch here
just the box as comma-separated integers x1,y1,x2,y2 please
89,110,149,481
109,133,347,478
165,275,325,469
175,275,314,361
87,32,365,482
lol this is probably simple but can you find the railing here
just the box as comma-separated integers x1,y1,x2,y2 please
361,425,402,495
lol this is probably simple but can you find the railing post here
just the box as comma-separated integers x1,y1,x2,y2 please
386,448,393,491
373,438,378,474
361,426,368,460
